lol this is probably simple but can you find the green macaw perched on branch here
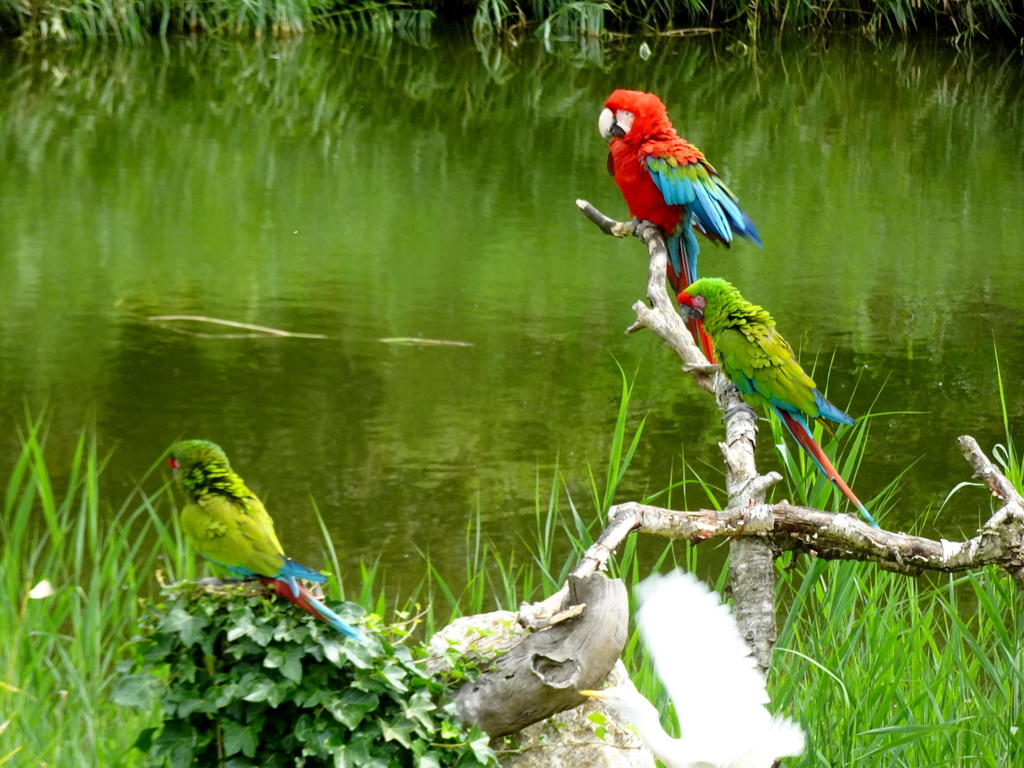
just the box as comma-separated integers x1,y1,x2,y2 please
677,278,880,529
168,439,363,640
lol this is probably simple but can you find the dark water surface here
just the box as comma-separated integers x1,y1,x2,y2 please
2,35,1022,592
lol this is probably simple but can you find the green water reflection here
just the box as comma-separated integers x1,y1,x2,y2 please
1,35,1023,590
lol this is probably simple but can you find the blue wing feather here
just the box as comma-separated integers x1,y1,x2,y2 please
645,155,761,247
647,159,696,206
692,181,732,243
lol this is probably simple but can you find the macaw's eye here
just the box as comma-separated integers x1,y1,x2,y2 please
168,457,180,470
693,295,707,310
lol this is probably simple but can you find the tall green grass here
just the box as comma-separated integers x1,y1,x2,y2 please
0,0,1017,42
0,0,437,41
773,560,1024,765
0,415,189,767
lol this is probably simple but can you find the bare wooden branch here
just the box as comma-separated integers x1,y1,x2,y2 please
576,200,638,238
573,459,1024,577
378,337,473,347
958,435,1024,507
448,428,1024,745
633,221,719,391
519,511,640,630
498,661,655,768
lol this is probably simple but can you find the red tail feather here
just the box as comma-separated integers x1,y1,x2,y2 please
262,577,326,623
778,411,879,528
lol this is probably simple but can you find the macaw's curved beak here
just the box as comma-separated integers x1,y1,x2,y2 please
678,304,703,323
677,293,704,322
599,107,631,141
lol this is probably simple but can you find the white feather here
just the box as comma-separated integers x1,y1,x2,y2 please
583,570,805,768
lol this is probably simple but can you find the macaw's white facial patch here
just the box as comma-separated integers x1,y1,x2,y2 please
613,109,634,136
598,107,615,140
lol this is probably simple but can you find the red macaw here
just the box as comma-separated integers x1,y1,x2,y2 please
599,89,761,361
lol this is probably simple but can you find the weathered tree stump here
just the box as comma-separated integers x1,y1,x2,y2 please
428,572,627,737
497,662,655,768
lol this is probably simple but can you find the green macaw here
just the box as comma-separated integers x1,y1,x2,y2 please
168,439,363,639
677,278,879,528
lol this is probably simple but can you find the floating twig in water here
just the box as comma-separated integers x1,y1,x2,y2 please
148,315,328,339
379,337,473,347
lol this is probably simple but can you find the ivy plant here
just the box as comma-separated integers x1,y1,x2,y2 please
113,582,497,768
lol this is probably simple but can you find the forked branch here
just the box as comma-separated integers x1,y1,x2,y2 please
574,200,1024,642
576,199,781,668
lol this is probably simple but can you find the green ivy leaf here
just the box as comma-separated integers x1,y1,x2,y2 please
379,663,410,693
378,715,417,748
227,611,256,642
265,677,293,707
222,718,259,758
176,694,209,718
132,726,157,752
332,737,370,768
161,606,208,647
240,676,273,703
280,645,304,683
328,689,379,729
440,720,461,739
262,647,286,671
467,732,497,764
402,688,437,729
152,720,201,768
109,673,154,709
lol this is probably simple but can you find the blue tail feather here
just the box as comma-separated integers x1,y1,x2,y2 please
737,210,762,247
681,215,700,284
667,232,684,281
667,226,701,288
304,591,363,641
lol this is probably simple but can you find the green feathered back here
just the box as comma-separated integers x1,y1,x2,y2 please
682,278,825,421
169,439,288,578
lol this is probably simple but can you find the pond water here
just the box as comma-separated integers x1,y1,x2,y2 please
1,33,1022,594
